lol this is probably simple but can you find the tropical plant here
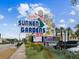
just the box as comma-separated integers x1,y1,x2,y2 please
75,24,79,29
55,27,60,37
66,27,73,41
60,27,64,39
75,30,79,39
70,0,77,6
75,24,79,39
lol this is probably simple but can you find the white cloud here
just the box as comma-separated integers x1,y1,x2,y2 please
30,4,40,8
17,15,23,18
0,14,4,20
18,3,29,16
17,3,53,18
8,8,12,12
3,23,8,26
69,18,75,23
13,24,17,26
59,19,65,23
59,23,67,28
70,10,76,15
3,33,19,39
75,5,79,11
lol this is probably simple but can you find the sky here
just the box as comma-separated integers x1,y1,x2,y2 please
0,0,79,39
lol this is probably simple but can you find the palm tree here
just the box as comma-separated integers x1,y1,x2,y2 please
66,27,72,41
75,24,79,29
75,24,79,39
55,27,60,37
60,27,64,39
70,0,77,6
75,30,79,39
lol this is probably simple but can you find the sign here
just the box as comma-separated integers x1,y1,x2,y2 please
38,10,43,16
33,36,42,42
38,18,44,27
33,33,43,36
42,36,56,42
18,20,46,33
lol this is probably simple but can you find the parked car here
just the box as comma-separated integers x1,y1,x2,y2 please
53,41,79,49
67,46,79,54
65,41,78,48
53,41,65,49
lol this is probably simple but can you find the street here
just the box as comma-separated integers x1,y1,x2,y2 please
0,44,16,52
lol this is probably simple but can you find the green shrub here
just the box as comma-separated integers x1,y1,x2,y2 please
32,44,44,52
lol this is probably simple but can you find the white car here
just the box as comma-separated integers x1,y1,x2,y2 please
67,46,79,54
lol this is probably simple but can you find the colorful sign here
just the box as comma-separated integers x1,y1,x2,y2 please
18,20,46,33
18,9,55,36
42,36,56,42
33,36,42,42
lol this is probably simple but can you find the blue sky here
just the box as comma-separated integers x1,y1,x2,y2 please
0,0,79,38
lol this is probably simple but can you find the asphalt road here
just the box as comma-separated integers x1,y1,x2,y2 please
0,44,16,52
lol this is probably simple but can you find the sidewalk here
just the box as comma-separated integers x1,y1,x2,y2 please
10,44,26,59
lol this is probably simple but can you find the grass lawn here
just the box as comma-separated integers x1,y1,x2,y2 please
25,43,79,59
25,47,46,59
25,43,66,59
25,45,66,59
